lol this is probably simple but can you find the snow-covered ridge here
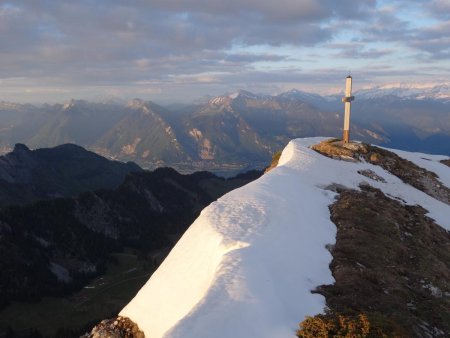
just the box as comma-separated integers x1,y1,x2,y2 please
285,82,450,101
209,90,272,105
126,98,146,109
208,83,450,108
120,137,450,338
277,89,335,103
0,101,27,110
62,99,76,110
355,82,450,100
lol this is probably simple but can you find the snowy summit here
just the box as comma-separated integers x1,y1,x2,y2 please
120,137,450,338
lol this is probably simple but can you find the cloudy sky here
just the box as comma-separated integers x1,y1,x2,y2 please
1,0,449,103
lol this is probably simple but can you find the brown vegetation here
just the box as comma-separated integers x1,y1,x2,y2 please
311,139,450,205
264,150,282,173
297,312,388,338
315,184,450,337
360,145,450,205
310,138,357,159
82,316,144,338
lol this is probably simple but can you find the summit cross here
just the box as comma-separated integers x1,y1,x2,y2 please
342,75,355,143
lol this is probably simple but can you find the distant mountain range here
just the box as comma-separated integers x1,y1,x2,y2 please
355,82,450,101
1,84,449,173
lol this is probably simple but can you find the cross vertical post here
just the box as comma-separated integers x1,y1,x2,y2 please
342,75,355,143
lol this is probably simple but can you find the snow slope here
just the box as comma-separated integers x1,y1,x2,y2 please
120,137,450,338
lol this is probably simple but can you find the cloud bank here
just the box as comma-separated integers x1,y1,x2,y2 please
0,0,448,102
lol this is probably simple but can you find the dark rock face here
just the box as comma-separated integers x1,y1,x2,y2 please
318,184,450,337
357,169,387,183
0,143,36,183
82,316,144,338
0,198,119,309
0,166,261,310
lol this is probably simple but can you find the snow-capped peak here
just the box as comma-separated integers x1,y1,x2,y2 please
209,95,232,106
126,98,146,109
209,90,269,105
228,91,241,99
0,101,26,110
62,99,76,110
355,82,450,101
277,89,326,101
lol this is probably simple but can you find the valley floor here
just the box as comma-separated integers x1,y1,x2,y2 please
0,249,161,337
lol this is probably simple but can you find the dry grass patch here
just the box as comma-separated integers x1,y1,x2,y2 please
314,184,450,337
360,145,450,205
264,150,283,173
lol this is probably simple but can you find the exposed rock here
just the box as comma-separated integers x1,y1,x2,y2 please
311,139,450,205
199,138,215,160
81,316,145,338
361,144,450,205
317,184,450,337
49,262,72,283
0,143,36,183
73,194,120,239
322,183,352,193
13,143,30,153
121,138,142,155
441,159,450,168
189,128,203,141
310,138,356,160
357,169,387,183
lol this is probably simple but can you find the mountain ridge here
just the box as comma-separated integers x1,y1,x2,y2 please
1,87,449,173
0,143,141,206
118,137,450,338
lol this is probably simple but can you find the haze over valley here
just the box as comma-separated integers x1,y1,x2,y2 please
1,83,450,176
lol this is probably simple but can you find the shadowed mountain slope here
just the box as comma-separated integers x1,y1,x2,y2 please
0,143,141,206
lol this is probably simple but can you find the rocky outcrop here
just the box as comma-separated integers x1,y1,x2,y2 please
309,139,450,336
0,144,37,183
317,184,450,337
357,169,387,183
82,316,145,338
310,138,363,160
361,144,450,205
311,139,450,205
